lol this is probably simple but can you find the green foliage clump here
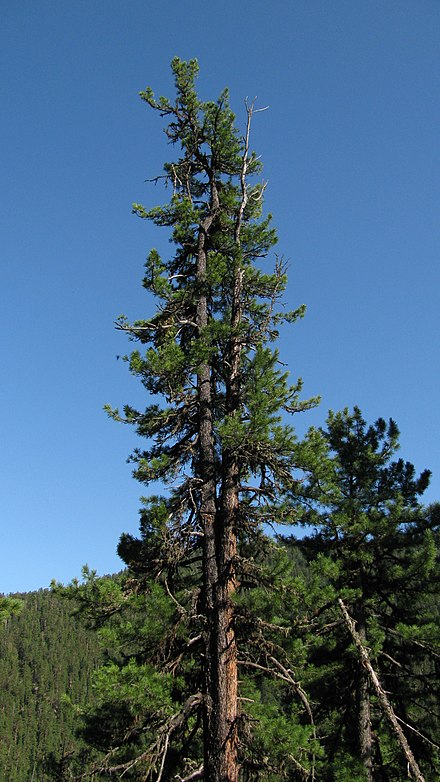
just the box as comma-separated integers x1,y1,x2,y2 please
0,589,101,782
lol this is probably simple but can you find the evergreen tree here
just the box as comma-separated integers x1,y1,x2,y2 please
84,57,318,781
290,408,439,780
0,595,22,623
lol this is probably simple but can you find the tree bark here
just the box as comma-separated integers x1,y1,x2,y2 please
197,177,239,782
211,499,238,782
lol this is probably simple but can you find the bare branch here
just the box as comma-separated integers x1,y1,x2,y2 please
156,730,170,782
267,656,315,728
338,598,426,782
175,765,204,781
234,98,254,246
288,753,311,780
164,577,187,616
394,716,440,751
91,693,203,781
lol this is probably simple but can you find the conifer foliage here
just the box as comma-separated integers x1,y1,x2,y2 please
0,589,101,782
291,408,439,780
97,58,315,781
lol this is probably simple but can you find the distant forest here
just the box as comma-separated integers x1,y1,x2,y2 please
0,589,101,782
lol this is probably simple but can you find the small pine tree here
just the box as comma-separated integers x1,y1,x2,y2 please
291,407,438,780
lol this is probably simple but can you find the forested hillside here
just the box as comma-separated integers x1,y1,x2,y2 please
0,589,101,782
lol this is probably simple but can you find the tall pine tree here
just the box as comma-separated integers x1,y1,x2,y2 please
98,58,317,781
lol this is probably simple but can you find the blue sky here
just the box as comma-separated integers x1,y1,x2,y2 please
2,1,439,594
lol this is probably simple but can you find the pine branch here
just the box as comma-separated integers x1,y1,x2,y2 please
238,654,317,781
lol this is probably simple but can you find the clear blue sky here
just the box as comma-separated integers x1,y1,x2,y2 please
2,1,439,594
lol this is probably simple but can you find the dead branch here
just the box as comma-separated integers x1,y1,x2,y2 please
380,650,403,669
388,628,440,660
234,100,252,246
338,598,426,782
93,693,203,781
175,765,204,781
394,716,440,750
156,730,170,782
267,656,315,729
288,753,311,779
164,577,187,616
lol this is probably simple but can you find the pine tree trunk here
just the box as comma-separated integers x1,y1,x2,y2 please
208,504,238,782
208,211,247,782
213,453,239,782
203,503,239,782
197,180,239,782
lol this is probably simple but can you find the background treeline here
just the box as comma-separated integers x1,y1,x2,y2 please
0,588,102,782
